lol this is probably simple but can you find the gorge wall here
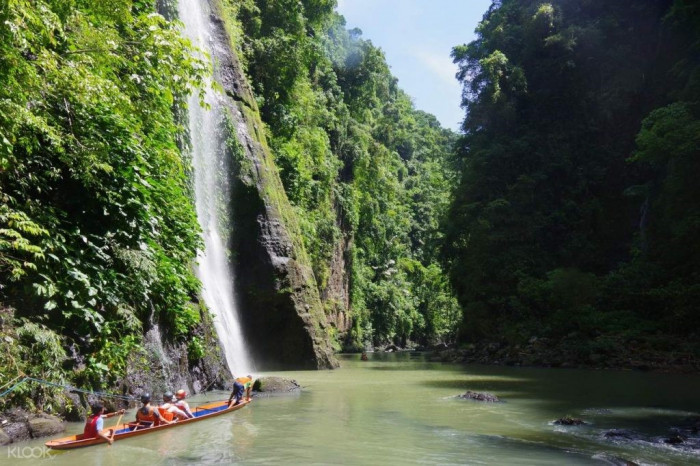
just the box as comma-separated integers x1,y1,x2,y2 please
205,0,338,370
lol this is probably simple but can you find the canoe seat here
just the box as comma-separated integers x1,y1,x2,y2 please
129,421,153,431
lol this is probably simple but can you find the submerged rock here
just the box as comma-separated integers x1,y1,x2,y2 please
554,416,586,425
676,416,700,435
603,429,634,440
665,433,686,445
457,391,501,402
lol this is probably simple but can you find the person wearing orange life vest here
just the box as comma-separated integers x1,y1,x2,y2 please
159,391,189,421
174,389,195,418
135,393,169,427
83,403,125,445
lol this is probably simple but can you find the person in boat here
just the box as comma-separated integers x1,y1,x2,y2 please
227,377,245,407
237,375,253,402
227,375,253,406
84,403,125,445
159,391,189,421
174,389,195,418
135,393,170,428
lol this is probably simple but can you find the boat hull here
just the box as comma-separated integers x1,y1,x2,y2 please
46,399,251,450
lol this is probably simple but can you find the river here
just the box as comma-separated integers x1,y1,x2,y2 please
4,353,700,465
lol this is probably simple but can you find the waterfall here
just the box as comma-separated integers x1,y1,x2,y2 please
178,0,254,376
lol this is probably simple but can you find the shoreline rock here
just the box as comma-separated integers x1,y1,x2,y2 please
0,410,65,444
430,341,700,374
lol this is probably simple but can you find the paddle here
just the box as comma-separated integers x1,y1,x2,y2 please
109,411,124,444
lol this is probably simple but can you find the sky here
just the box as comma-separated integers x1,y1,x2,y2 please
336,0,492,131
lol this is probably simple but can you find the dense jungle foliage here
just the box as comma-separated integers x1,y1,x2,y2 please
446,0,700,358
3,0,697,412
221,0,461,349
0,0,207,409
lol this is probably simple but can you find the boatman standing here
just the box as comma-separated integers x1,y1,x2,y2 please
236,375,253,402
227,379,245,407
83,403,125,445
228,375,253,406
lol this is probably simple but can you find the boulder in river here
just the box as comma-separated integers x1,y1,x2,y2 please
457,391,501,402
252,377,302,396
554,416,586,425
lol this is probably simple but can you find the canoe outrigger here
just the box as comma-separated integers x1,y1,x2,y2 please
46,399,251,450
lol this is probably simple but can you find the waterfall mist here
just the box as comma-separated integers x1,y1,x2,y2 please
178,0,254,376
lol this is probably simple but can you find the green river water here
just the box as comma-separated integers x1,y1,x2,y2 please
3,353,700,465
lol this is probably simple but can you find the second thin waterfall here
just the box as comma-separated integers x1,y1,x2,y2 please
178,0,254,376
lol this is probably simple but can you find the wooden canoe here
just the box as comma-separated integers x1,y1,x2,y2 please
45,399,251,450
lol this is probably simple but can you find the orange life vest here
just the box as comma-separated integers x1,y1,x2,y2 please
157,406,175,422
236,376,252,388
136,405,160,426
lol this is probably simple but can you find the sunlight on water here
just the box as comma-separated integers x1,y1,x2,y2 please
177,0,254,375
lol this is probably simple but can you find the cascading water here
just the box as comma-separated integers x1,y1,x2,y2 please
178,0,254,376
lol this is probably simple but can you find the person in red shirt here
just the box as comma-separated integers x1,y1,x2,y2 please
83,403,125,445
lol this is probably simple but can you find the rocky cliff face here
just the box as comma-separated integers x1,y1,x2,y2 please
124,306,232,404
321,213,353,339
204,1,338,370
